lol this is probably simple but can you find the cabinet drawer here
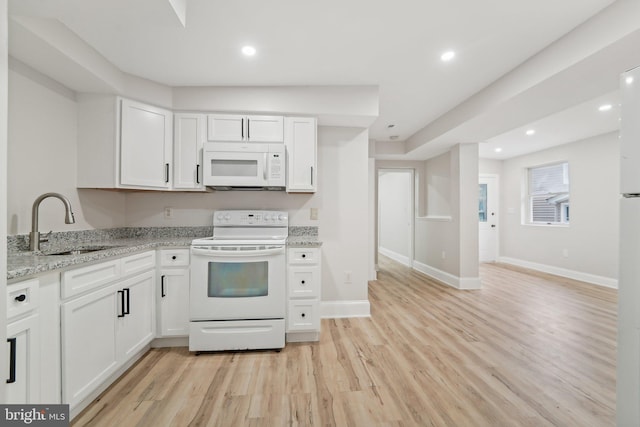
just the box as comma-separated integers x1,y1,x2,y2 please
287,300,320,332
288,248,319,265
62,260,121,300
288,266,320,298
159,249,190,267
7,279,39,320
121,251,156,276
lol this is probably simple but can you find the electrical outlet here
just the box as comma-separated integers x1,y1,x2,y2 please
164,207,173,220
310,208,319,221
344,271,352,283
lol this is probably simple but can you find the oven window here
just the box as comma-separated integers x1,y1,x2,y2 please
208,261,268,297
211,159,258,177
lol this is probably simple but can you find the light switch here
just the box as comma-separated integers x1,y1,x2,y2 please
310,208,318,220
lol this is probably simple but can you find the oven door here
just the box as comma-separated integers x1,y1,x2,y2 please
190,244,286,321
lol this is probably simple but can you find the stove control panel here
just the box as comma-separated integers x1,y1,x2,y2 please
213,210,288,226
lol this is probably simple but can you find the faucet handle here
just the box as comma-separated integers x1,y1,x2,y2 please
40,230,53,243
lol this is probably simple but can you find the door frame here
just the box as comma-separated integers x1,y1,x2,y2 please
479,173,500,262
377,168,415,267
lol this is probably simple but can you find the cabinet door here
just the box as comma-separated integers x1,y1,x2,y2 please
285,117,317,192
174,114,205,190
159,269,190,336
207,114,245,141
6,314,40,404
116,271,155,362
62,285,118,408
247,115,284,142
120,98,173,189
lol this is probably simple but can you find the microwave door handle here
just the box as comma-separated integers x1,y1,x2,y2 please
264,153,268,181
192,247,284,257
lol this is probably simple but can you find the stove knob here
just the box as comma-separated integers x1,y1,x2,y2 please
264,214,271,221
216,213,223,220
278,214,285,221
224,214,231,221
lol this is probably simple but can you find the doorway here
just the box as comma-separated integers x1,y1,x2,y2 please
479,174,499,262
378,169,414,267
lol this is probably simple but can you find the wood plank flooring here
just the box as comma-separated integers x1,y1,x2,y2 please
72,257,617,426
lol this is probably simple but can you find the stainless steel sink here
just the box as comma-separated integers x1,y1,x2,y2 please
43,245,120,256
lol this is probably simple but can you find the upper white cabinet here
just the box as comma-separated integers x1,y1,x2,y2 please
77,95,173,190
285,117,317,193
173,114,206,190
120,99,173,189
207,114,284,142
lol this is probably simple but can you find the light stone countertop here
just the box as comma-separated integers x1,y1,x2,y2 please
8,233,323,281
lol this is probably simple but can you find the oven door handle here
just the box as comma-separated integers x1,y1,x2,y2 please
191,247,285,257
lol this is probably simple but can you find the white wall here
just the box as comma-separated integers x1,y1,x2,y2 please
7,62,126,234
499,132,619,285
414,144,480,289
479,158,502,175
378,170,412,265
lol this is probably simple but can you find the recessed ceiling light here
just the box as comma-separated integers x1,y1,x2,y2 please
626,76,634,85
241,45,256,56
494,148,502,153
598,104,613,112
390,135,399,140
440,50,456,62
526,129,535,136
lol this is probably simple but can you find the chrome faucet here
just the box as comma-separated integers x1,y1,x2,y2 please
29,192,76,251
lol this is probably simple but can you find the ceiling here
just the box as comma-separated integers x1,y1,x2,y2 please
7,0,639,160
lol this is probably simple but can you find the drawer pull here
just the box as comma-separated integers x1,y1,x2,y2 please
301,254,306,258
7,337,16,384
301,280,305,285
172,255,177,260
161,275,167,298
14,294,27,302
301,313,306,318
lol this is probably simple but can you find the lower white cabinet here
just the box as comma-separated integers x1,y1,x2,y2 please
6,314,40,404
116,271,155,361
61,252,156,410
61,284,119,408
286,247,321,341
157,249,190,337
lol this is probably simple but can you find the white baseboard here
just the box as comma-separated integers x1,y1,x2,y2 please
151,336,189,348
378,247,411,267
497,256,618,289
413,261,481,290
321,300,371,318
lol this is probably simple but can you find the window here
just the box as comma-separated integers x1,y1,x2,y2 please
478,183,487,222
528,162,570,225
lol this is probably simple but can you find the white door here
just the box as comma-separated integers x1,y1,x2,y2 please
377,169,414,267
479,175,499,262
116,271,155,362
159,269,190,336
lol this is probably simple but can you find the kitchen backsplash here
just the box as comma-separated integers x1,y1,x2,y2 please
7,225,319,253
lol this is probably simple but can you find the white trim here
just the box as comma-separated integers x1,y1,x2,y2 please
416,215,452,222
497,256,618,289
413,261,481,290
151,337,188,348
321,300,371,318
378,246,411,267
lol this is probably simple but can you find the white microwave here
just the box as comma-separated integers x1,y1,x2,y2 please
203,142,285,190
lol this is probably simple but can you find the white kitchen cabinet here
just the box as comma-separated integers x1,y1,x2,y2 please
116,271,155,361
61,251,156,410
158,249,190,337
62,284,119,408
6,314,40,404
286,247,321,342
207,114,284,142
77,95,173,190
174,113,206,190
120,99,173,189
284,117,317,193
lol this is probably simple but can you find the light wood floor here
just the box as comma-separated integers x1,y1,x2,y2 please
72,257,617,426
